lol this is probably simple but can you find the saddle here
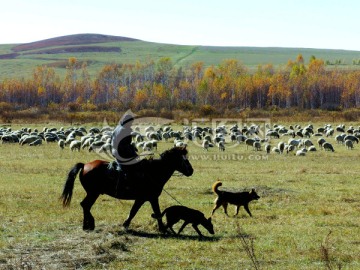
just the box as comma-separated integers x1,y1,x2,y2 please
107,159,147,182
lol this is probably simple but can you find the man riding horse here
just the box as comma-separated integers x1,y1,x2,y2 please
111,111,140,177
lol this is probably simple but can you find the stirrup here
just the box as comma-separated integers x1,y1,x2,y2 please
108,161,121,171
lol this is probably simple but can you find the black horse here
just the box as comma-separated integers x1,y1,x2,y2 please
61,146,193,232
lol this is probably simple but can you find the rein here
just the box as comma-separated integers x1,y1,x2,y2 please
172,172,185,177
138,151,154,157
143,148,189,206
162,153,191,206
163,188,184,206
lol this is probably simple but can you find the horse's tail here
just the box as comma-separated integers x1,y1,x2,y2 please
61,163,84,207
212,180,222,195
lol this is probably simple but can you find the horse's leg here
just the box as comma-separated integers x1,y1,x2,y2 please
123,199,145,229
80,193,99,231
150,199,166,233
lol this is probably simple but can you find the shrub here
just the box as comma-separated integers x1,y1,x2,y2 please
67,102,80,112
137,109,158,117
81,102,97,111
176,101,194,111
199,104,216,116
343,109,360,121
47,102,60,111
0,102,13,112
159,108,173,119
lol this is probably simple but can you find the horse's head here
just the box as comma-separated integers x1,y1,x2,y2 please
161,146,193,176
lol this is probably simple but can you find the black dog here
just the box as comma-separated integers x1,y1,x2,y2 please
211,181,260,217
153,205,214,237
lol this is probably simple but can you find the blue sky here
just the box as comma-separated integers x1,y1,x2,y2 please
1,0,359,50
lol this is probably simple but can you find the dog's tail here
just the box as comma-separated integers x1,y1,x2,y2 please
212,180,222,195
151,209,167,220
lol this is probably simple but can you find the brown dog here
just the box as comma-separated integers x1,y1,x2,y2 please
211,181,260,217
153,205,215,237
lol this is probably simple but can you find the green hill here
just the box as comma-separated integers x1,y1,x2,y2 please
1,33,360,79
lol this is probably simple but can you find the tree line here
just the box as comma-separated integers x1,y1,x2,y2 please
1,55,360,114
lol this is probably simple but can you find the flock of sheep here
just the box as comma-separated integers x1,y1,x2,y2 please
0,122,359,157
193,122,358,156
262,123,359,155
0,126,114,154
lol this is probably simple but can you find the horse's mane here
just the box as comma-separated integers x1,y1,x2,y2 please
119,147,187,166
160,146,188,160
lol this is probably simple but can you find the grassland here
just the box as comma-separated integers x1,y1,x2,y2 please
0,121,359,269
1,33,360,80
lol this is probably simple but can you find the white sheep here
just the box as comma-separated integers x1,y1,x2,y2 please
81,137,94,149
174,140,187,147
266,130,280,139
317,138,326,148
70,140,81,151
20,135,40,146
142,141,154,151
253,141,261,151
29,138,42,146
301,139,313,148
99,143,112,155
334,134,345,144
203,134,212,143
44,134,58,143
58,139,65,149
236,134,247,143
65,136,75,146
336,124,345,132
288,138,301,148
285,144,295,154
162,132,171,141
88,140,105,152
150,139,158,150
344,135,359,144
345,139,354,150
323,142,335,152
145,126,155,133
135,134,144,142
295,149,306,156
264,143,271,154
147,131,161,141
325,129,334,137
217,141,225,151
202,140,210,151
245,138,256,150
278,141,285,153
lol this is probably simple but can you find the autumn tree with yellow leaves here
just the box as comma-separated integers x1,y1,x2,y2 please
1,55,360,114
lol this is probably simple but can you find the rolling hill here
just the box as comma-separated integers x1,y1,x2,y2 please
0,33,360,79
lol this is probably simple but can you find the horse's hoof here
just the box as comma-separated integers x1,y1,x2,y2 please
83,222,95,231
123,221,130,230
159,226,167,234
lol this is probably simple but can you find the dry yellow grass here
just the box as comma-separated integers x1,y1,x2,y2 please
0,122,359,269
